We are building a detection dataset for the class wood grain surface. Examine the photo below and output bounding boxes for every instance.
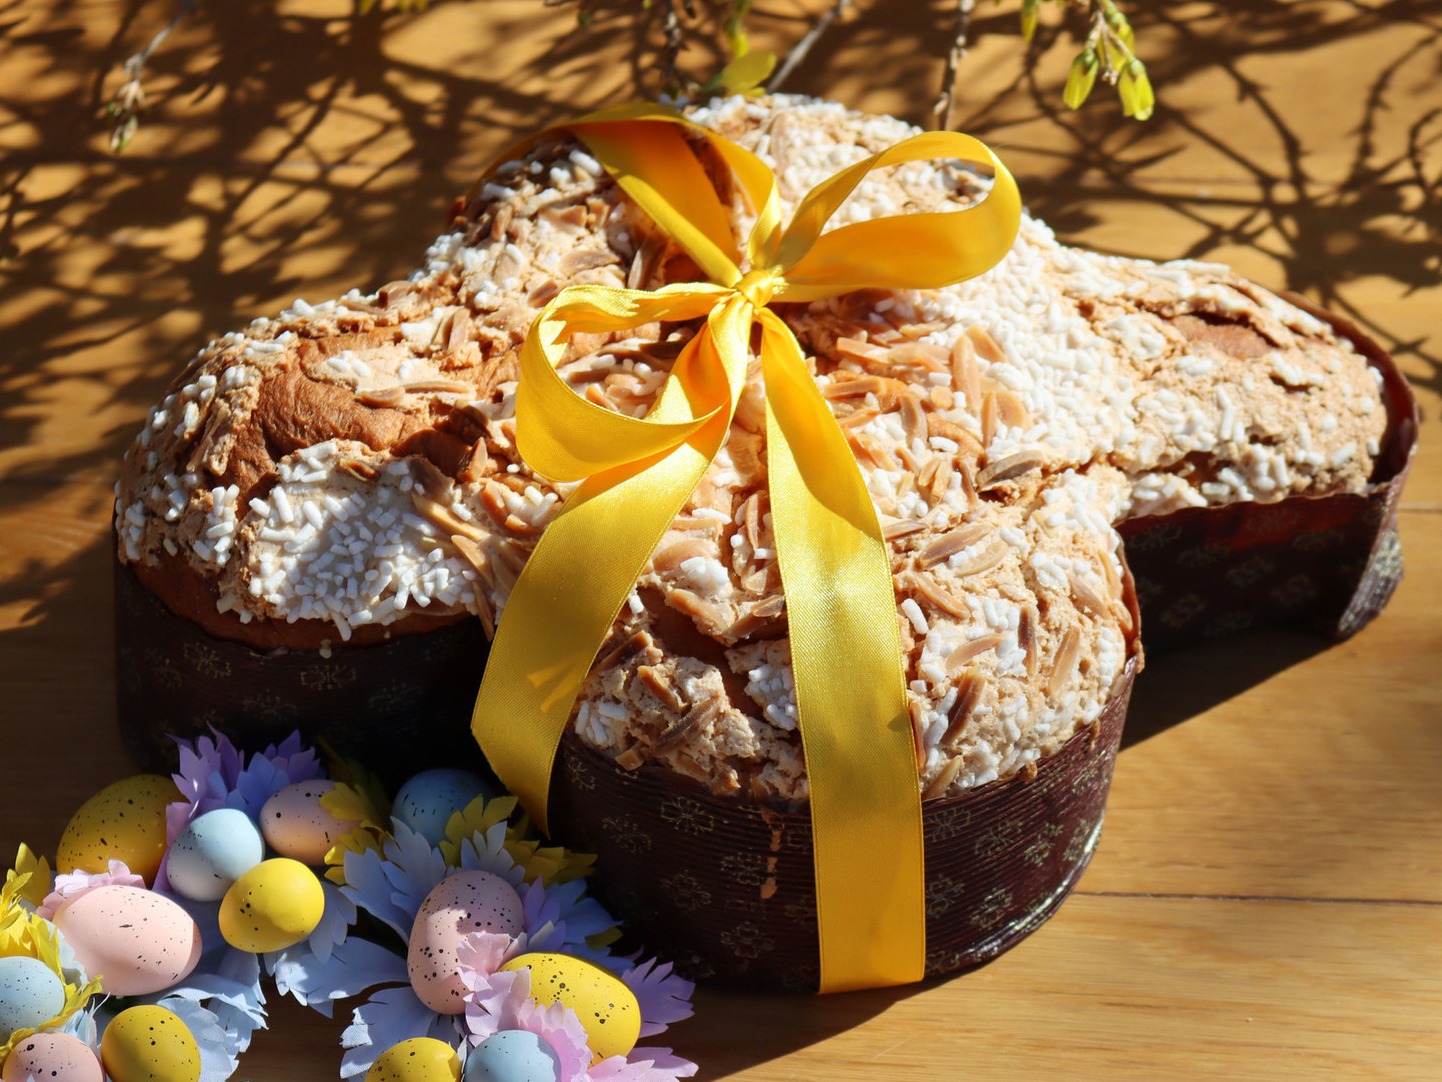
[1,1,1438,1078]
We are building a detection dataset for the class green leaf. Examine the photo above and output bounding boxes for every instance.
[1064,53,1098,110]
[719,48,777,95]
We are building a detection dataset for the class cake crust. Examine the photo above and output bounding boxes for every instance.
[116,95,1388,803]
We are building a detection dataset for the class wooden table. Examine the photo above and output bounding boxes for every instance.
[2,1,1438,1077]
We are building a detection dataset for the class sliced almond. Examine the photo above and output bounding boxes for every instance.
[1047,627,1082,700]
[656,699,721,754]
[908,698,927,768]
[837,406,881,429]
[338,458,380,482]
[882,519,928,542]
[888,342,949,371]
[922,756,965,800]
[1069,572,1110,618]
[942,667,984,747]
[966,325,1008,366]
[856,432,899,471]
[1019,603,1039,678]
[742,493,761,551]
[899,391,929,444]
[614,747,646,771]
[956,460,977,504]
[908,573,969,619]
[930,385,955,411]
[896,443,927,476]
[995,388,1030,430]
[947,632,1004,670]
[980,391,999,448]
[404,379,474,395]
[835,337,891,365]
[949,539,1006,577]
[753,593,787,619]
[411,492,484,542]
[822,373,886,400]
[917,456,941,490]
[442,308,472,353]
[559,247,621,276]
[918,522,991,568]
[930,459,956,505]
[527,280,560,307]
[898,320,948,340]
[976,451,1046,490]
[358,386,405,408]
[949,333,982,411]
[638,665,686,712]
[926,413,982,456]
[597,629,656,673]
[652,537,712,573]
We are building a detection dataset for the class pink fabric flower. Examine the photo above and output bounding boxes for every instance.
[37,860,146,920]
[457,945,697,1082]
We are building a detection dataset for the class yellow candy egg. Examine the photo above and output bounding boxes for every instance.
[100,1005,200,1082]
[365,1038,461,1082]
[55,775,179,884]
[498,952,640,1064]
[218,857,325,953]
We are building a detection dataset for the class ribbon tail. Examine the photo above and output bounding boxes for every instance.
[758,313,925,992]
[473,303,754,835]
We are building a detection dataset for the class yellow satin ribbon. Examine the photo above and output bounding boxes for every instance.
[471,104,1020,992]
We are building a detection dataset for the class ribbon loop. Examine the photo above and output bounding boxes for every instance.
[472,103,1021,993]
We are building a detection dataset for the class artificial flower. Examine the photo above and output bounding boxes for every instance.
[36,860,146,921]
[330,810,620,1078]
[0,880,102,1064]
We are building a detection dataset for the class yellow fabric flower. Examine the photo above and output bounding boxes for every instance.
[0,876,102,1063]
[440,797,597,886]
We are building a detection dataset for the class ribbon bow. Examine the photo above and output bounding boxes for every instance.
[471,103,1020,992]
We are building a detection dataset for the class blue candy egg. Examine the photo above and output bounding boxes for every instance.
[0,956,65,1044]
[463,1031,560,1082]
[393,769,495,846]
[167,808,266,901]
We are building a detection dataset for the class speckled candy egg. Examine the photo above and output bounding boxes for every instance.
[52,885,201,997]
[498,953,640,1064]
[0,956,65,1045]
[365,1038,461,1082]
[259,780,361,865]
[165,808,265,902]
[55,775,178,884]
[392,769,494,846]
[407,871,524,1014]
[218,857,325,953]
[463,1031,560,1082]
[1,1031,104,1082]
[100,1006,199,1082]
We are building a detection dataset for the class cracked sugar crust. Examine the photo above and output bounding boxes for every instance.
[116,94,1389,801]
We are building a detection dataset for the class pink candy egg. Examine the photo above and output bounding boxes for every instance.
[407,871,524,1013]
[260,780,360,865]
[2,1031,104,1082]
[53,885,202,996]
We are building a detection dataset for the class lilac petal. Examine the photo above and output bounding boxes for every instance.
[622,959,695,1037]
[155,997,240,1082]
[341,845,414,941]
[270,935,408,1017]
[379,821,449,922]
[589,1048,699,1082]
[340,986,461,1080]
